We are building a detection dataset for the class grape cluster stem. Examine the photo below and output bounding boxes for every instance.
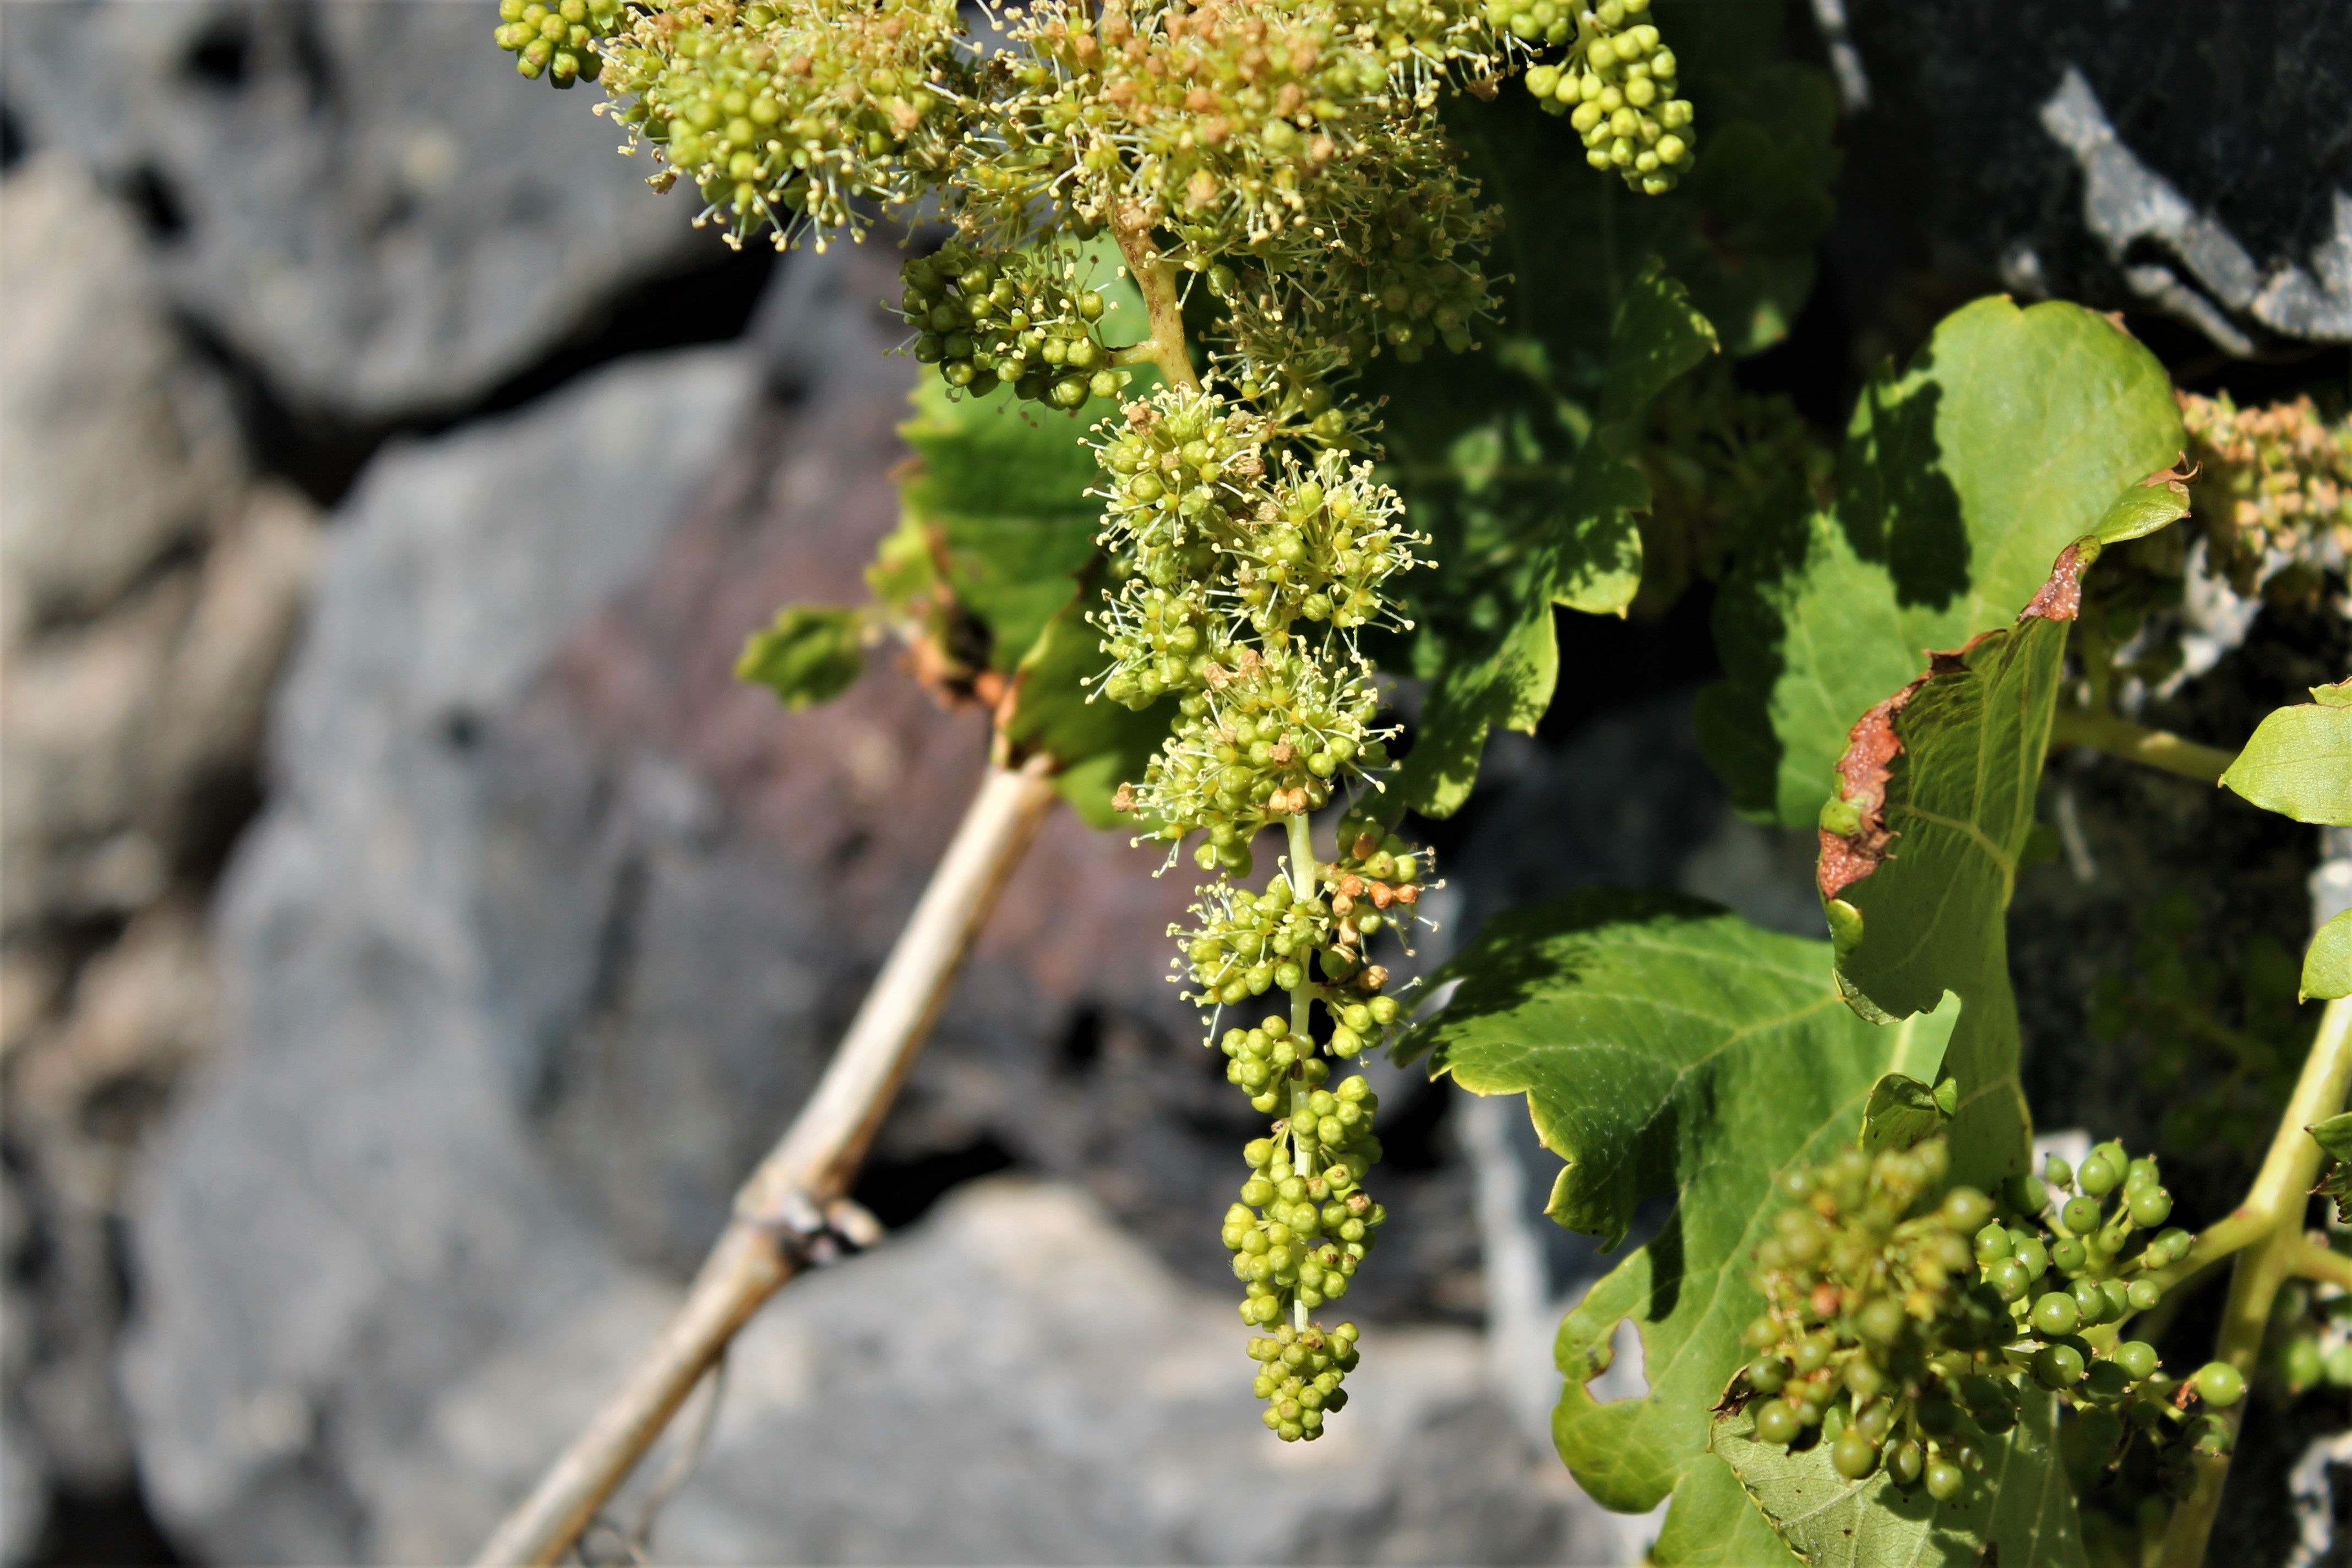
[1284,809,1319,1329]
[472,758,1060,1566]
[2155,993,2352,1568]
[1108,208,1202,394]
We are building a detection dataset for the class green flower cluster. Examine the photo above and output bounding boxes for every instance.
[1333,0,1509,102]
[1245,1320,1362,1442]
[1743,1137,2242,1502]
[1091,391,1419,863]
[1086,381,1430,1428]
[496,0,626,86]
[1175,831,1422,1016]
[500,0,1694,1455]
[2179,390,2352,597]
[1519,0,1693,193]
[597,0,967,245]
[899,242,1133,407]
[1210,123,1500,427]
[998,0,1393,249]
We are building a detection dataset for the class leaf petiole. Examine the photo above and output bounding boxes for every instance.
[2046,706,2236,785]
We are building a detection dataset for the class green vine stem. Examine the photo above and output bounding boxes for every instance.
[2155,992,2352,1568]
[2048,706,2237,784]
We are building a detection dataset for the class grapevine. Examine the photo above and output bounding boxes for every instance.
[489,0,1701,1461]
[475,0,2352,1561]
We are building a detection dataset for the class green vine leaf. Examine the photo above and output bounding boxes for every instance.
[1395,265,1717,818]
[1698,298,2184,829]
[897,377,1106,672]
[1858,1071,1955,1156]
[2219,677,2352,826]
[1440,0,1837,377]
[1371,0,1837,823]
[1395,890,1956,1539]
[736,603,868,709]
[2306,910,2352,1002]
[994,587,1173,827]
[1817,484,2186,1185]
[1713,1390,2086,1567]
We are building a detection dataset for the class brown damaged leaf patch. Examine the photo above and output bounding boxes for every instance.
[1819,537,2099,901]
[1817,672,1928,901]
[2018,540,2089,624]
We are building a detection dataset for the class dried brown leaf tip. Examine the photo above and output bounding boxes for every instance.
[2018,541,2090,624]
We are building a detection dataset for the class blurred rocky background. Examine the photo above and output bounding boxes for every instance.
[0,1,2345,1564]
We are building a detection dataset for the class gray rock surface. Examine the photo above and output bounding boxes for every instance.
[2,1,705,420]
[1836,0,2352,352]
[0,154,323,1551]
[438,1180,1615,1568]
[0,155,244,648]
[119,344,761,1562]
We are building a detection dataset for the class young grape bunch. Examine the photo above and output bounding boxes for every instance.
[500,0,1687,1452]
[1739,1135,2230,1500]
[898,241,1132,408]
[1516,0,1695,193]
[1086,383,1436,1438]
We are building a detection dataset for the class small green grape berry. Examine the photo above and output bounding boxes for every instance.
[2043,1155,2073,1189]
[1985,1257,2028,1302]
[1746,1356,1790,1394]
[2280,1335,2324,1392]
[1857,1297,1906,1344]
[1832,1430,1880,1480]
[1974,1223,2013,1263]
[2127,1186,2173,1227]
[2051,1236,2088,1274]
[2111,1341,2159,1381]
[2192,1362,2245,1408]
[2082,1360,2133,1402]
[2187,1413,2233,1458]
[1941,1187,1992,1233]
[2029,1291,2081,1337]
[1754,1400,1802,1445]
[2004,1173,2048,1215]
[2033,1344,2086,1389]
[1889,1439,1924,1487]
[2125,1277,2162,1312]
[2013,1237,2050,1279]
[1925,1459,1965,1501]
[2077,1156,2119,1197]
[2061,1195,2103,1236]
[2069,1275,2109,1324]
